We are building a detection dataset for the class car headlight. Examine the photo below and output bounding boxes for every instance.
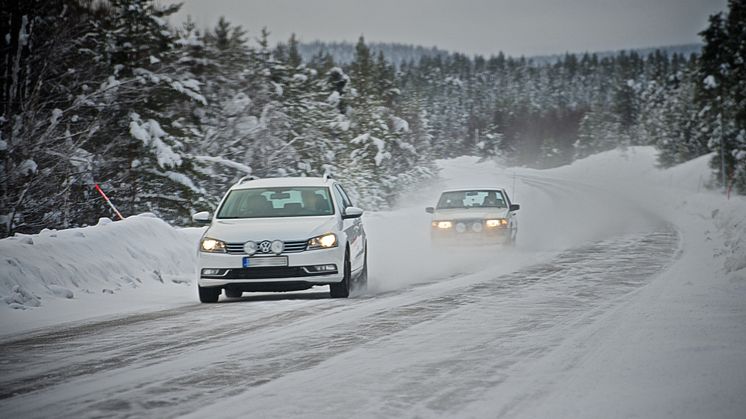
[307,233,337,250]
[432,221,453,229]
[200,237,227,253]
[485,219,508,228]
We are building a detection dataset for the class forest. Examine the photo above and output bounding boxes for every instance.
[1,0,744,237]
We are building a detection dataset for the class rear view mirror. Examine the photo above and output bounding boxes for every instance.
[510,204,520,211]
[270,192,291,200]
[192,211,211,224]
[343,206,364,219]
[425,207,434,214]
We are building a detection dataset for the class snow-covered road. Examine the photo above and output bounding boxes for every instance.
[1,149,745,418]
[0,230,678,418]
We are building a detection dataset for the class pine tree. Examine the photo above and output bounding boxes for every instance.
[1,0,110,235]
[642,70,707,167]
[287,33,303,69]
[475,123,506,161]
[722,0,746,193]
[695,0,746,193]
[89,0,209,223]
[574,111,619,159]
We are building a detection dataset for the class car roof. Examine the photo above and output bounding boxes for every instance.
[230,177,333,190]
[439,187,506,194]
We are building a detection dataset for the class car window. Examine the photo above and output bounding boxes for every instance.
[437,190,506,209]
[332,185,347,210]
[217,187,334,218]
[334,184,353,208]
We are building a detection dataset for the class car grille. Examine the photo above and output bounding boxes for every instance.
[226,240,308,255]
[454,218,484,224]
[224,267,327,279]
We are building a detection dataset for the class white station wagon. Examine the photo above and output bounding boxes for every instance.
[426,188,519,244]
[192,176,367,302]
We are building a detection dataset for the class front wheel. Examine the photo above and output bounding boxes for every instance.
[354,246,368,293]
[329,248,351,298]
[509,229,518,246]
[198,286,220,303]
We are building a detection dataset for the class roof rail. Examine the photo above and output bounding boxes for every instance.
[238,175,259,184]
[322,173,334,183]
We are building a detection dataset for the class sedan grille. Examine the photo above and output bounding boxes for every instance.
[226,240,307,255]
[224,267,328,279]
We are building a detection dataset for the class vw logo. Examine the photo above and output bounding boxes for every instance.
[258,240,272,253]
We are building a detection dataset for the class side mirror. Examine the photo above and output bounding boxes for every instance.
[192,211,211,224]
[342,206,364,219]
[510,204,520,212]
[425,207,434,214]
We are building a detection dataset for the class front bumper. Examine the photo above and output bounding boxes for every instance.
[431,226,513,244]
[197,245,345,288]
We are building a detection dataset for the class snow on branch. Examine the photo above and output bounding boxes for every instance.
[352,133,391,166]
[194,156,252,174]
[129,113,182,169]
[170,80,207,105]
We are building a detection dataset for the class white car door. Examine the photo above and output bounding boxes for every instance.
[333,184,365,271]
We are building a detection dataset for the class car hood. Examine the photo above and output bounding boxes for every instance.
[433,208,509,220]
[205,216,337,242]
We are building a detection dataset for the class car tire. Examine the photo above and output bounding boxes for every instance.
[329,247,351,298]
[198,286,220,303]
[355,245,368,292]
[224,289,242,298]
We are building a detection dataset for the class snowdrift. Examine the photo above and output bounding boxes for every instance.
[0,214,201,311]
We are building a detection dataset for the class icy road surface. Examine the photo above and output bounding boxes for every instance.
[0,159,689,418]
[3,151,745,418]
[0,230,678,418]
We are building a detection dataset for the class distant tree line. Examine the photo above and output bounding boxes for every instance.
[1,0,744,238]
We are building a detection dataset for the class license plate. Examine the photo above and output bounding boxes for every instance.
[243,256,288,268]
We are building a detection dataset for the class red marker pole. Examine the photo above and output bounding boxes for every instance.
[94,184,124,220]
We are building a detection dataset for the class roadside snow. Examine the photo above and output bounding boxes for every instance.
[469,148,746,419]
[0,214,202,336]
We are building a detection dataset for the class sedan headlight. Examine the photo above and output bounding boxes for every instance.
[485,219,508,228]
[200,237,227,253]
[307,233,337,250]
[432,221,453,229]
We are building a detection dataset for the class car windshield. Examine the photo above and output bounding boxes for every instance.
[436,190,506,209]
[217,187,334,218]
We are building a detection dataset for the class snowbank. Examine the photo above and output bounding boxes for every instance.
[0,214,202,335]
[544,146,746,283]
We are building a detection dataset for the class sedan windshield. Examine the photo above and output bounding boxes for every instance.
[437,190,506,209]
[217,187,334,218]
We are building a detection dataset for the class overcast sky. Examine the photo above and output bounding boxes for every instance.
[164,0,728,57]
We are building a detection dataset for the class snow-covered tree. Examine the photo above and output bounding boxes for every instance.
[88,0,210,223]
[695,0,746,193]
